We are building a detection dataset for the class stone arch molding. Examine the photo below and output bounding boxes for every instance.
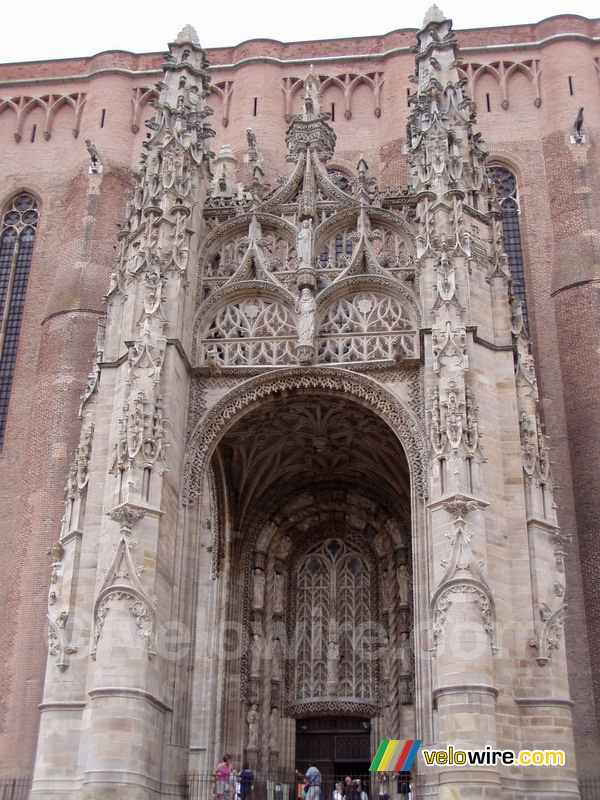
[182,367,428,504]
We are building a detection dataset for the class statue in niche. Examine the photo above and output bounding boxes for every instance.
[268,707,278,745]
[252,568,265,609]
[250,630,262,677]
[399,631,412,674]
[396,564,411,605]
[296,218,313,268]
[143,272,162,316]
[380,636,391,682]
[247,703,259,747]
[273,573,284,615]
[296,288,316,345]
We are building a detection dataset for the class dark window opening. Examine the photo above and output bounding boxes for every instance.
[488,165,529,331]
[100,108,106,128]
[568,76,574,96]
[331,103,335,122]
[30,124,36,143]
[0,193,39,451]
[253,97,258,116]
[486,93,491,112]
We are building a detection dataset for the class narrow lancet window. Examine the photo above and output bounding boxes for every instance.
[0,193,39,451]
[488,166,529,330]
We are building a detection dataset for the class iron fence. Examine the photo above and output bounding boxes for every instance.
[186,774,413,800]
[5,773,596,798]
[580,777,600,800]
[0,777,31,800]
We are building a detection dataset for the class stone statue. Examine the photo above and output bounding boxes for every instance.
[396,564,411,605]
[273,572,284,614]
[250,630,262,677]
[296,218,313,268]
[296,288,316,345]
[380,636,391,681]
[246,128,257,150]
[268,707,278,744]
[85,139,101,172]
[573,107,584,143]
[399,631,412,674]
[252,568,265,609]
[247,703,259,747]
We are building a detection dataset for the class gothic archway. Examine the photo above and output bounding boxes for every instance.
[184,378,421,776]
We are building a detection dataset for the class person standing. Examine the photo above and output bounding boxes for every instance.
[238,762,254,800]
[213,754,233,800]
[342,776,355,800]
[354,780,368,800]
[304,762,322,800]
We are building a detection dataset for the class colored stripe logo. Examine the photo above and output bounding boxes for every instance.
[370,739,422,772]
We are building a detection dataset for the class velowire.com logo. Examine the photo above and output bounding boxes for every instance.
[370,740,422,772]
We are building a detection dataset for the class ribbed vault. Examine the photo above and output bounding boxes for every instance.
[211,392,411,533]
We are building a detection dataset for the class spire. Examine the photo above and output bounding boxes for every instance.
[422,4,446,27]
[302,65,321,121]
[175,24,201,47]
[407,7,494,211]
[285,66,336,162]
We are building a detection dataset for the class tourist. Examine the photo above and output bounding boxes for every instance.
[213,754,234,800]
[238,762,254,800]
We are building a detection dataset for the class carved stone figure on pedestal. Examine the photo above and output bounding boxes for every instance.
[252,568,265,610]
[247,703,259,747]
[296,288,316,345]
[396,564,411,605]
[296,219,313,268]
[273,572,284,615]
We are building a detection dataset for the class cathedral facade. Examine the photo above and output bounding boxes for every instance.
[0,7,599,799]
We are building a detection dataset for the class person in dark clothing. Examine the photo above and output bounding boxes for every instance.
[238,763,254,800]
[342,776,356,800]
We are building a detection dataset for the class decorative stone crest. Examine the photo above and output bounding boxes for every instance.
[92,535,157,660]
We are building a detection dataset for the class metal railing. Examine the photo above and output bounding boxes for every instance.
[186,774,413,800]
[0,777,32,800]
[580,777,600,800]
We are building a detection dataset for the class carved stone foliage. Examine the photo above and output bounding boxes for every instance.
[183,368,428,505]
[0,92,86,142]
[110,390,167,476]
[515,349,552,488]
[46,543,78,670]
[48,612,78,671]
[428,379,483,462]
[529,604,567,666]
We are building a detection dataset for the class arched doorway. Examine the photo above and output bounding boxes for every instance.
[190,384,417,777]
